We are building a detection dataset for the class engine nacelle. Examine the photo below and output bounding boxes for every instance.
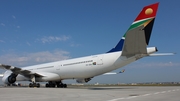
[2,70,17,84]
[76,78,91,83]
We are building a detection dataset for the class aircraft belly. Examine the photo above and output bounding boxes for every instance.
[37,72,60,82]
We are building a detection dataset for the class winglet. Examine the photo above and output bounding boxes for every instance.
[119,69,125,73]
[103,69,125,75]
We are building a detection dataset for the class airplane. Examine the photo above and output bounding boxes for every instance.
[0,2,174,88]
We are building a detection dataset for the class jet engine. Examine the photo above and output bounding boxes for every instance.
[76,78,91,83]
[2,70,17,84]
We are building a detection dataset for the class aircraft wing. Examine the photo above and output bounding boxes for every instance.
[0,64,44,77]
[103,69,125,75]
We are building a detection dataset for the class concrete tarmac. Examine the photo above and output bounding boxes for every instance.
[0,86,179,101]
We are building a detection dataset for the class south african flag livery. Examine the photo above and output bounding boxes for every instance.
[108,3,159,53]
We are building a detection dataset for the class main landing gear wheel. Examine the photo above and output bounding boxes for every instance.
[45,82,55,88]
[45,81,67,88]
[57,83,67,88]
[29,83,40,88]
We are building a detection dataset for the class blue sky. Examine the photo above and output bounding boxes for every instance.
[0,0,180,84]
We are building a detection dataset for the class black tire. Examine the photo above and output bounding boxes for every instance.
[45,83,49,87]
[52,84,55,88]
[37,83,40,88]
[63,84,67,88]
[29,83,32,87]
[57,84,60,88]
[60,84,63,88]
[49,84,55,88]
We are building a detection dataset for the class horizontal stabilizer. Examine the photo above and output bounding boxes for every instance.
[149,53,176,56]
[0,74,3,77]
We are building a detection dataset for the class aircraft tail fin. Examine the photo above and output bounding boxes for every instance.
[108,3,159,57]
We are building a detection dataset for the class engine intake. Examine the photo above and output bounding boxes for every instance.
[2,71,17,84]
[8,74,16,84]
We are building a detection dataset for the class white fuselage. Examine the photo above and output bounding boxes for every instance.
[15,47,156,82]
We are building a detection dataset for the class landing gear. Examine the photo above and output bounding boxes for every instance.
[45,81,67,88]
[29,75,40,88]
[29,82,40,88]
[57,83,67,88]
[45,81,55,88]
